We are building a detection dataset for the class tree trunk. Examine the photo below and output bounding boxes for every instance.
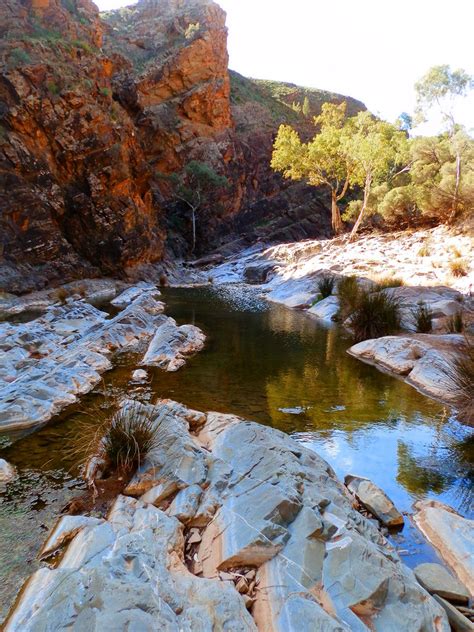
[191,208,196,253]
[331,190,343,235]
[349,173,372,241]
[449,152,461,223]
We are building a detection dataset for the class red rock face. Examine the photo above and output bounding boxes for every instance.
[0,0,357,291]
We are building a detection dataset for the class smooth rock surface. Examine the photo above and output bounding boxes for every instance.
[344,474,404,527]
[414,563,470,603]
[413,500,474,596]
[140,319,206,371]
[0,291,168,430]
[6,401,450,631]
[433,596,474,632]
[348,334,465,404]
[308,295,340,322]
[0,458,16,487]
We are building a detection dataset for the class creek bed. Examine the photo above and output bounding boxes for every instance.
[0,285,472,622]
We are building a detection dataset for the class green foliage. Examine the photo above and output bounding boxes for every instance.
[8,48,31,69]
[446,338,474,426]
[100,87,111,97]
[413,302,433,333]
[72,39,93,54]
[349,290,401,342]
[446,311,464,333]
[47,81,60,96]
[415,65,473,130]
[317,275,335,298]
[336,275,360,320]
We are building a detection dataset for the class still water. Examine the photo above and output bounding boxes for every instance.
[0,285,472,620]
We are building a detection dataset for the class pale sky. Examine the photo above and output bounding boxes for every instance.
[96,0,474,133]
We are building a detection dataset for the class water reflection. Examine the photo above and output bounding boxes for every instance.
[0,285,473,621]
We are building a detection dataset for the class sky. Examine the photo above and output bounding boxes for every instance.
[95,0,474,133]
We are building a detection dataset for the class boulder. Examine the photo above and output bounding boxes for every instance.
[414,563,469,604]
[243,262,276,284]
[131,368,148,382]
[308,296,340,322]
[140,319,206,371]
[348,335,465,404]
[344,474,404,527]
[0,458,16,486]
[111,283,160,309]
[413,500,474,595]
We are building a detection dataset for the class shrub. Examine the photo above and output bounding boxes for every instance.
[447,310,464,333]
[349,290,401,342]
[374,276,404,291]
[72,39,93,54]
[413,301,433,333]
[446,339,474,426]
[47,81,60,95]
[101,403,158,474]
[100,87,111,97]
[8,48,31,69]
[337,275,360,320]
[317,275,335,299]
[450,260,468,277]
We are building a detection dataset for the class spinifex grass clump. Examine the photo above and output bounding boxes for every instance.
[447,310,464,333]
[101,403,158,475]
[447,339,474,426]
[317,275,335,298]
[413,302,433,333]
[349,290,401,342]
[337,275,360,320]
[374,276,404,291]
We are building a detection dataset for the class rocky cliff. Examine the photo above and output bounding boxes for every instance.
[0,0,364,292]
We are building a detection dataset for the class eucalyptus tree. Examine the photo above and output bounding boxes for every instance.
[271,102,355,234]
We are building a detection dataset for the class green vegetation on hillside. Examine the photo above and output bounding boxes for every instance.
[271,65,474,236]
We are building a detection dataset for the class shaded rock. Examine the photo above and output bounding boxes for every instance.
[413,500,474,595]
[243,262,276,284]
[308,296,340,322]
[168,484,203,524]
[344,474,404,528]
[111,283,160,309]
[131,368,148,382]
[39,515,104,561]
[433,596,474,632]
[140,318,206,371]
[0,458,16,486]
[348,334,465,404]
[414,563,470,604]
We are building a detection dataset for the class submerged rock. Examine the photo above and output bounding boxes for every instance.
[344,474,404,528]
[413,500,474,595]
[6,401,450,631]
[414,563,470,604]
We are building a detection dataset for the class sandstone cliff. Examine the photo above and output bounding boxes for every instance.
[0,0,364,292]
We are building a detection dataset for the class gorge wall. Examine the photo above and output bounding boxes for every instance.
[0,0,365,292]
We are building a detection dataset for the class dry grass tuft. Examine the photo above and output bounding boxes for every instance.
[446,339,474,426]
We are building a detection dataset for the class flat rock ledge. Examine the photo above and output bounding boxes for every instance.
[413,500,474,597]
[5,401,449,631]
[348,334,466,405]
[0,287,205,432]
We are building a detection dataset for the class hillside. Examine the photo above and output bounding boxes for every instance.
[0,0,365,292]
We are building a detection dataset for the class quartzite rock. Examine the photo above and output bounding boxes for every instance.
[6,401,450,631]
[344,474,404,528]
[414,563,470,604]
[413,500,474,596]
[140,318,206,371]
